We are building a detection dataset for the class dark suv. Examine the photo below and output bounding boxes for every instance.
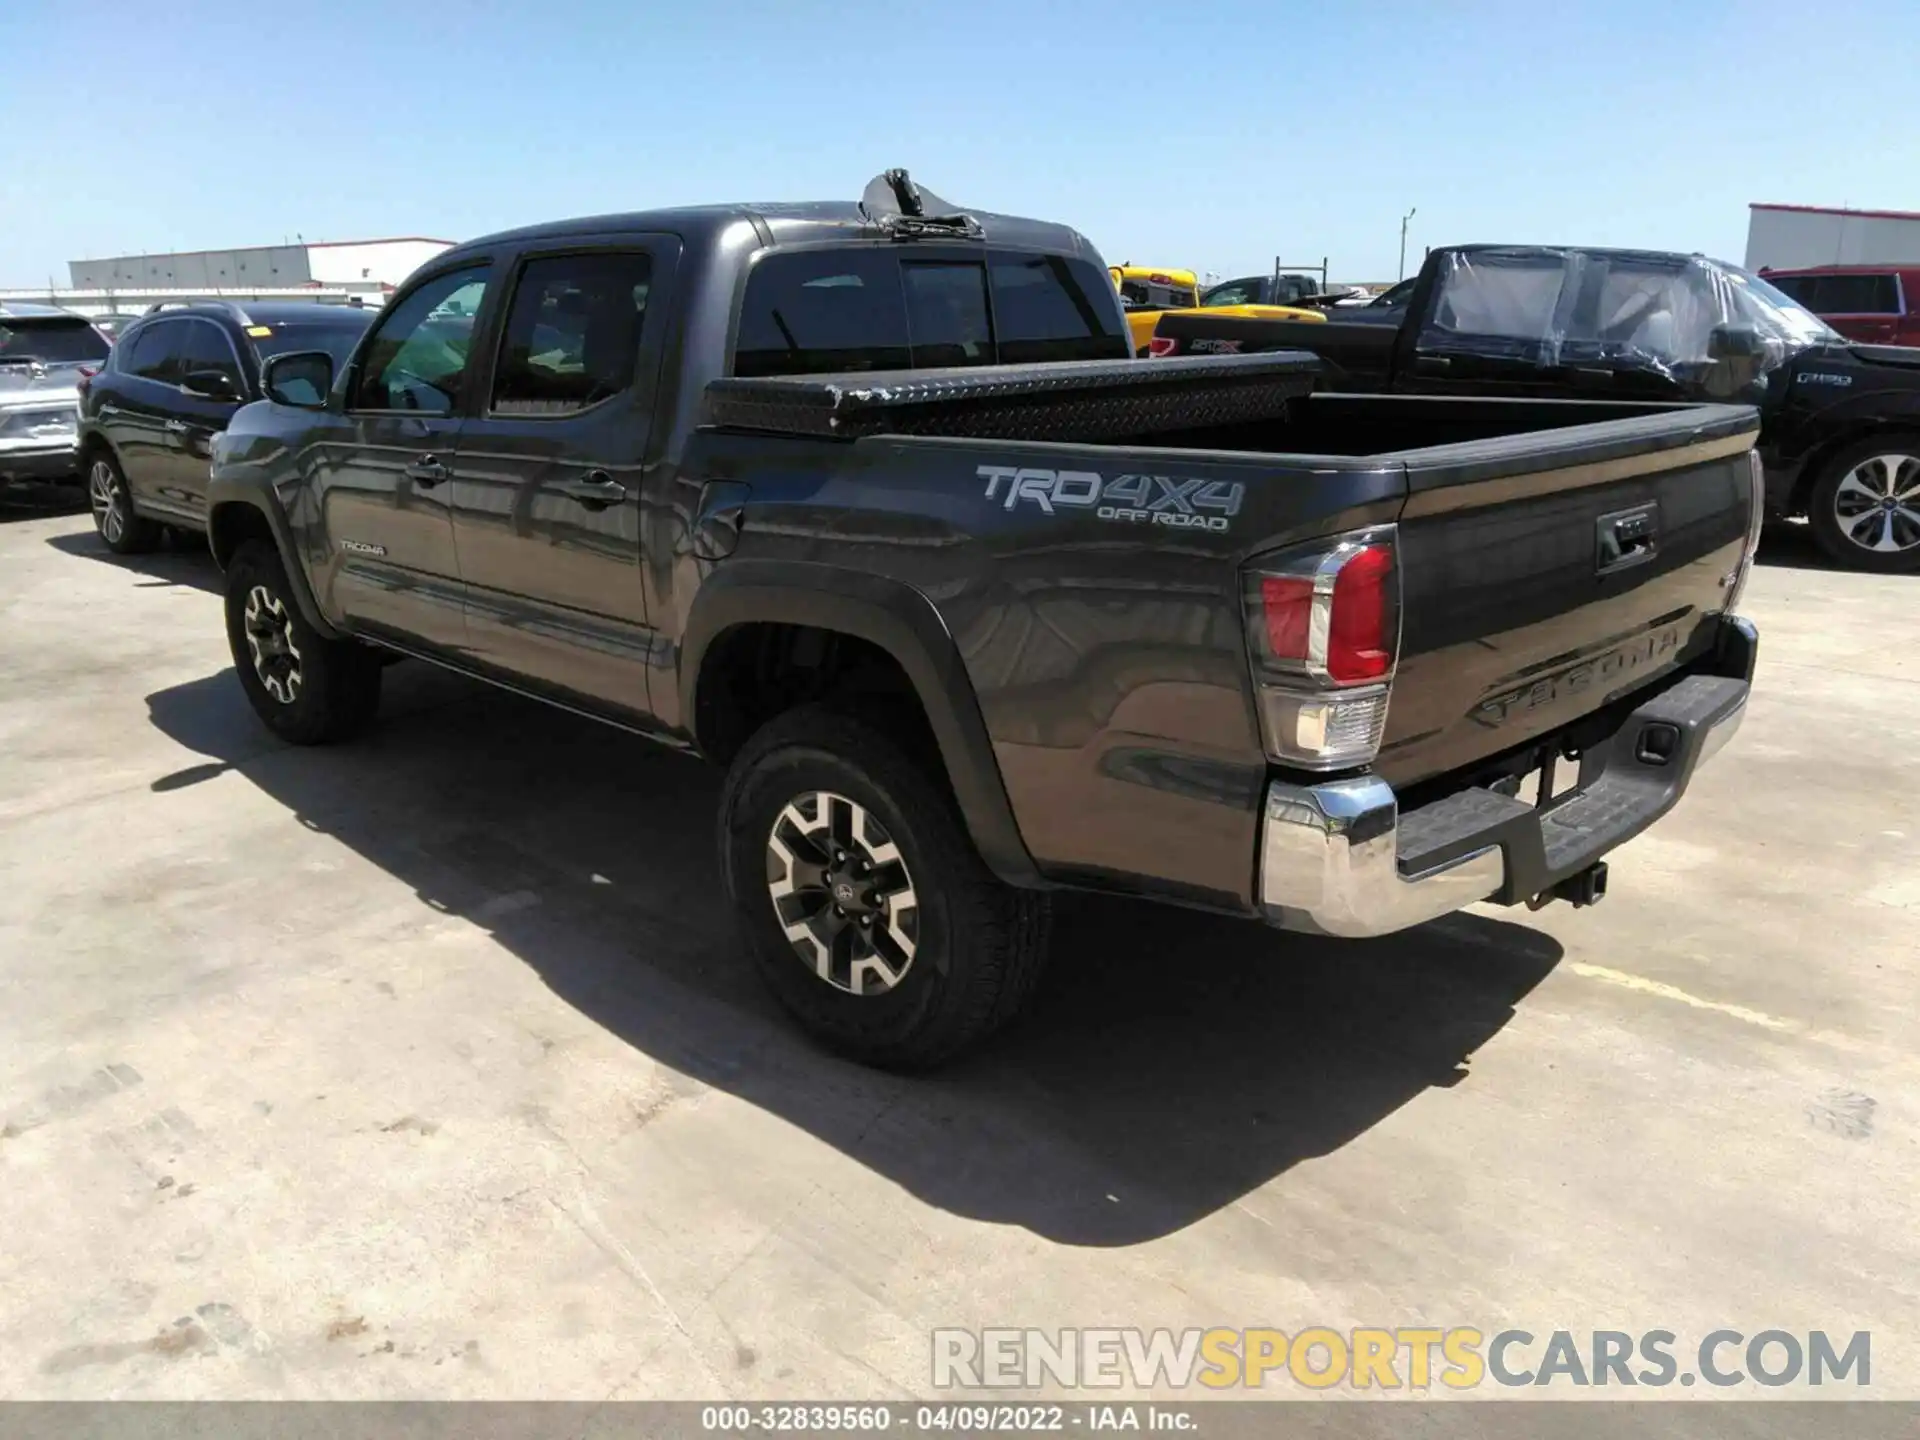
[77,301,375,552]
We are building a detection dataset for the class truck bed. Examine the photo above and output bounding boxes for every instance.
[693,372,1759,911]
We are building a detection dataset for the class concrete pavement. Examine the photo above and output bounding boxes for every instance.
[0,498,1914,1402]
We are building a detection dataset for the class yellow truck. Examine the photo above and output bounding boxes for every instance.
[1110,265,1199,355]
[1110,264,1326,356]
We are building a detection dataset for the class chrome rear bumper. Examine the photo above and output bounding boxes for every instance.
[1260,775,1507,938]
[1258,632,1755,939]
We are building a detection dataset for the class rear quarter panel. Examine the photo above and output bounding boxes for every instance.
[683,430,1401,911]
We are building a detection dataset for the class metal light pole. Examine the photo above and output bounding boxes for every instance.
[1399,207,1417,280]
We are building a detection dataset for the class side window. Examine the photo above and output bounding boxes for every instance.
[1204,281,1259,307]
[1767,274,1817,309]
[180,321,242,387]
[126,321,187,384]
[1374,279,1416,309]
[902,261,993,368]
[1818,273,1899,314]
[733,250,910,378]
[990,256,1127,363]
[490,252,653,415]
[351,267,490,412]
[1431,256,1569,341]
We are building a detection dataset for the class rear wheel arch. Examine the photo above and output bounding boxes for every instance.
[77,431,117,469]
[1791,418,1920,514]
[680,564,1042,888]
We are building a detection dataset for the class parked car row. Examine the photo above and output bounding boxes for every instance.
[38,171,1761,1068]
[77,300,377,551]
[1147,244,1920,572]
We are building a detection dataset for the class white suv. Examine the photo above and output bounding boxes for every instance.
[0,302,110,491]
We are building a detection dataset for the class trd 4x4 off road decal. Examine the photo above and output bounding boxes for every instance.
[977,465,1245,533]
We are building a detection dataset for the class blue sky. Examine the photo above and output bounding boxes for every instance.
[4,0,1914,286]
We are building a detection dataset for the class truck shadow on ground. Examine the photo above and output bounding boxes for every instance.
[145,663,1563,1247]
[45,528,222,595]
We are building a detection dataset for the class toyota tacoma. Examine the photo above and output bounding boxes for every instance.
[205,174,1763,1067]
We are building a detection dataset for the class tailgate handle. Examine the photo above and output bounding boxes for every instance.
[1596,502,1660,575]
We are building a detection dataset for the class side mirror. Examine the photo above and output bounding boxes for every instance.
[1705,322,1770,396]
[181,369,241,402]
[263,351,334,409]
[1708,323,1764,361]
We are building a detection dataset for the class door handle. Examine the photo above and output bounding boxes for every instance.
[163,418,190,433]
[557,472,627,508]
[404,455,449,487]
[1414,355,1452,375]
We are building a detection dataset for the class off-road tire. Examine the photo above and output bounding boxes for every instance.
[87,451,161,555]
[719,705,1052,1069]
[223,539,383,745]
[1807,435,1920,574]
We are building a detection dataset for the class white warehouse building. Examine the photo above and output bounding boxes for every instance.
[1745,203,1920,272]
[66,236,455,295]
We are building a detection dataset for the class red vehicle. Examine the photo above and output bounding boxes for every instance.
[1761,265,1920,346]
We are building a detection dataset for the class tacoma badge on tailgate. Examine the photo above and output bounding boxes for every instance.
[1472,624,1682,728]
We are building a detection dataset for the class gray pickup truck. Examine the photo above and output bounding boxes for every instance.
[205,174,1762,1067]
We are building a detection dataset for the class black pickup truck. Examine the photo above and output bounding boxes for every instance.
[205,175,1762,1067]
[1153,244,1920,572]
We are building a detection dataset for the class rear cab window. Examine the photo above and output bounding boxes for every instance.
[732,247,1125,377]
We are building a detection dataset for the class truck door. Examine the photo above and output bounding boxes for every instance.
[444,239,678,718]
[314,263,493,653]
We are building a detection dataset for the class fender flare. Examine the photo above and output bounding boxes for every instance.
[678,560,1042,888]
[206,478,343,641]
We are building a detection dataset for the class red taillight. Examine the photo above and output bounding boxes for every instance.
[1260,574,1313,660]
[1252,538,1397,685]
[1147,336,1180,358]
[1326,544,1393,682]
[76,366,97,396]
[1245,529,1400,769]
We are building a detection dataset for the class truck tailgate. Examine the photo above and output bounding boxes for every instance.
[1375,403,1759,789]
